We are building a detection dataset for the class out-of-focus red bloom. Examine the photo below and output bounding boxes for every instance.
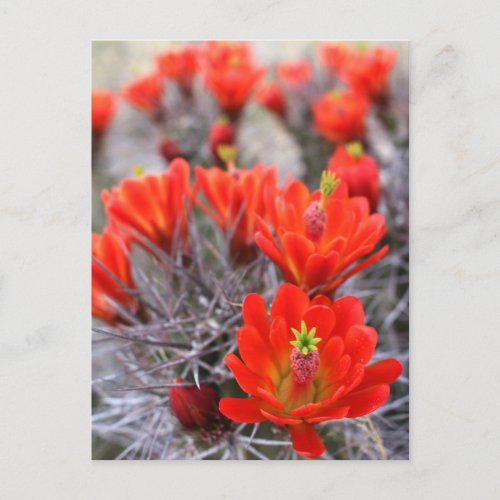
[208,116,235,162]
[155,45,198,92]
[195,162,277,261]
[169,378,229,440]
[101,158,191,254]
[327,142,380,212]
[255,172,388,295]
[121,72,164,119]
[318,42,351,75]
[158,137,183,163]
[312,89,369,143]
[200,41,264,116]
[318,43,397,100]
[219,283,402,458]
[92,89,117,135]
[276,59,312,87]
[92,227,139,325]
[254,81,286,118]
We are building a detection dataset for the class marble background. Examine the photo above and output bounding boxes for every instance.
[1,0,499,498]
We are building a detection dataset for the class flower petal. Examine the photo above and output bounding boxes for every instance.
[288,423,325,458]
[339,384,390,418]
[344,325,377,365]
[237,325,280,381]
[219,397,266,423]
[304,251,340,291]
[331,296,365,338]
[270,283,310,330]
[282,232,315,285]
[305,405,350,423]
[242,293,270,338]
[356,359,403,391]
[302,305,336,348]
[261,409,302,425]
[225,353,263,396]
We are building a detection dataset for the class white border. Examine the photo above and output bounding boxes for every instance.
[1,0,499,498]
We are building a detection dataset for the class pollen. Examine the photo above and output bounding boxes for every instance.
[290,348,320,384]
[304,201,326,240]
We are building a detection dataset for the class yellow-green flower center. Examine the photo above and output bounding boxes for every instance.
[290,320,322,355]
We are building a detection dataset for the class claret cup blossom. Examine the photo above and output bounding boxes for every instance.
[92,227,139,325]
[102,158,191,254]
[201,41,265,117]
[121,71,164,120]
[155,45,198,94]
[319,42,397,101]
[255,172,388,294]
[312,89,369,143]
[195,153,277,261]
[219,283,402,458]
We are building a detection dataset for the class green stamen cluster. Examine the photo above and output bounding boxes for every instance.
[329,89,341,100]
[217,145,238,164]
[345,141,364,159]
[290,320,322,355]
[320,171,340,198]
[132,165,145,177]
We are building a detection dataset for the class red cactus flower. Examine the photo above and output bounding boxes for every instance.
[327,141,380,212]
[312,89,369,143]
[195,162,277,261]
[219,283,402,458]
[92,89,117,135]
[92,227,139,325]
[343,45,396,100]
[318,43,397,100]
[276,59,312,87]
[169,378,229,440]
[317,42,351,75]
[155,45,198,93]
[200,41,264,116]
[201,41,254,70]
[208,116,235,162]
[254,81,286,118]
[255,172,388,294]
[121,72,164,119]
[158,136,183,163]
[101,158,191,254]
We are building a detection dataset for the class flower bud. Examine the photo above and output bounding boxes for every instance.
[209,116,235,162]
[327,142,380,212]
[168,379,229,439]
[158,137,183,163]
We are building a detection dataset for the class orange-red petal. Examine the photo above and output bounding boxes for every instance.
[270,282,310,330]
[356,359,403,391]
[225,353,263,396]
[288,423,325,458]
[242,293,270,338]
[339,384,390,418]
[343,325,377,365]
[219,397,266,423]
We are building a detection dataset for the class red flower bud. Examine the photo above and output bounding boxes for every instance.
[158,137,183,163]
[168,379,229,440]
[327,142,380,212]
[254,81,286,118]
[208,116,235,162]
